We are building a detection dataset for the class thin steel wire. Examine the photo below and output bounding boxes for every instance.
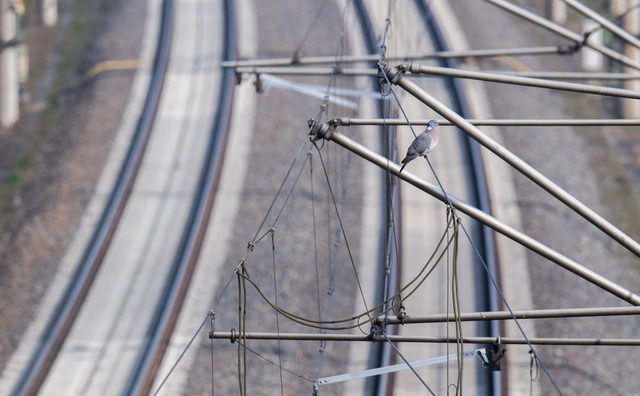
[381,332,436,395]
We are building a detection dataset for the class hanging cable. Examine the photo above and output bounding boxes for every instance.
[529,348,539,396]
[241,341,315,383]
[234,214,456,331]
[292,0,331,62]
[270,230,285,396]
[152,268,237,396]
[312,141,371,318]
[209,310,215,396]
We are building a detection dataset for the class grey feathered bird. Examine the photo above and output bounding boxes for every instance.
[399,119,439,173]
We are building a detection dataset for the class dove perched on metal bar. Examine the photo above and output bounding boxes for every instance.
[399,119,439,173]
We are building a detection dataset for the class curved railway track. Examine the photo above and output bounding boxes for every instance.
[11,0,173,394]
[124,0,236,393]
[8,0,236,394]
[7,1,498,394]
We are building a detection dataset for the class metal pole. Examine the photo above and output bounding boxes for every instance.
[485,0,640,71]
[333,117,640,127]
[211,331,640,346]
[405,64,640,99]
[309,122,640,305]
[561,0,640,50]
[0,0,19,128]
[623,0,640,118]
[377,306,640,324]
[41,0,58,27]
[236,65,640,88]
[235,66,377,76]
[482,71,640,80]
[222,46,566,68]
[385,65,640,259]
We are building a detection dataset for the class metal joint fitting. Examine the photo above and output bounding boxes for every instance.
[383,66,404,85]
[308,119,335,141]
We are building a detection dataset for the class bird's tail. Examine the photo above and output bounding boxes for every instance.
[399,163,406,173]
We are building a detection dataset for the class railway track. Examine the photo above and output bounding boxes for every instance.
[189,0,502,394]
[5,0,236,394]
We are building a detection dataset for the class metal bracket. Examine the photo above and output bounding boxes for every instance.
[308,119,335,141]
[313,348,487,390]
[480,337,507,371]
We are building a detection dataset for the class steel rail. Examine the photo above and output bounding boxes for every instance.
[210,331,640,346]
[124,0,236,395]
[485,0,640,71]
[385,65,640,258]
[309,123,640,305]
[377,306,640,325]
[560,0,640,51]
[10,1,174,395]
[332,117,640,126]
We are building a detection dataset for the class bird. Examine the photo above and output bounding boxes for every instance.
[399,119,439,173]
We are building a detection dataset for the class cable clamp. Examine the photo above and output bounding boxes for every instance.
[208,310,216,339]
[368,323,385,342]
[485,336,507,371]
[230,328,237,344]
[397,304,407,325]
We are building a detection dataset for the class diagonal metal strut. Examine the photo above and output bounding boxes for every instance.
[308,121,640,306]
[383,65,640,259]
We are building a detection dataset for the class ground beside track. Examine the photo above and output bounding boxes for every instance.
[0,0,146,371]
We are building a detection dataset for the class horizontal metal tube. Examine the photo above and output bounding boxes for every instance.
[405,64,640,99]
[378,306,640,324]
[309,124,640,305]
[211,331,640,346]
[489,71,640,80]
[235,66,377,76]
[221,46,565,68]
[387,66,640,259]
[333,117,640,127]
[234,65,640,87]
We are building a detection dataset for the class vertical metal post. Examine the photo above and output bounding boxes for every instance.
[582,19,603,71]
[623,0,640,118]
[549,0,567,24]
[42,0,58,27]
[0,0,19,128]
